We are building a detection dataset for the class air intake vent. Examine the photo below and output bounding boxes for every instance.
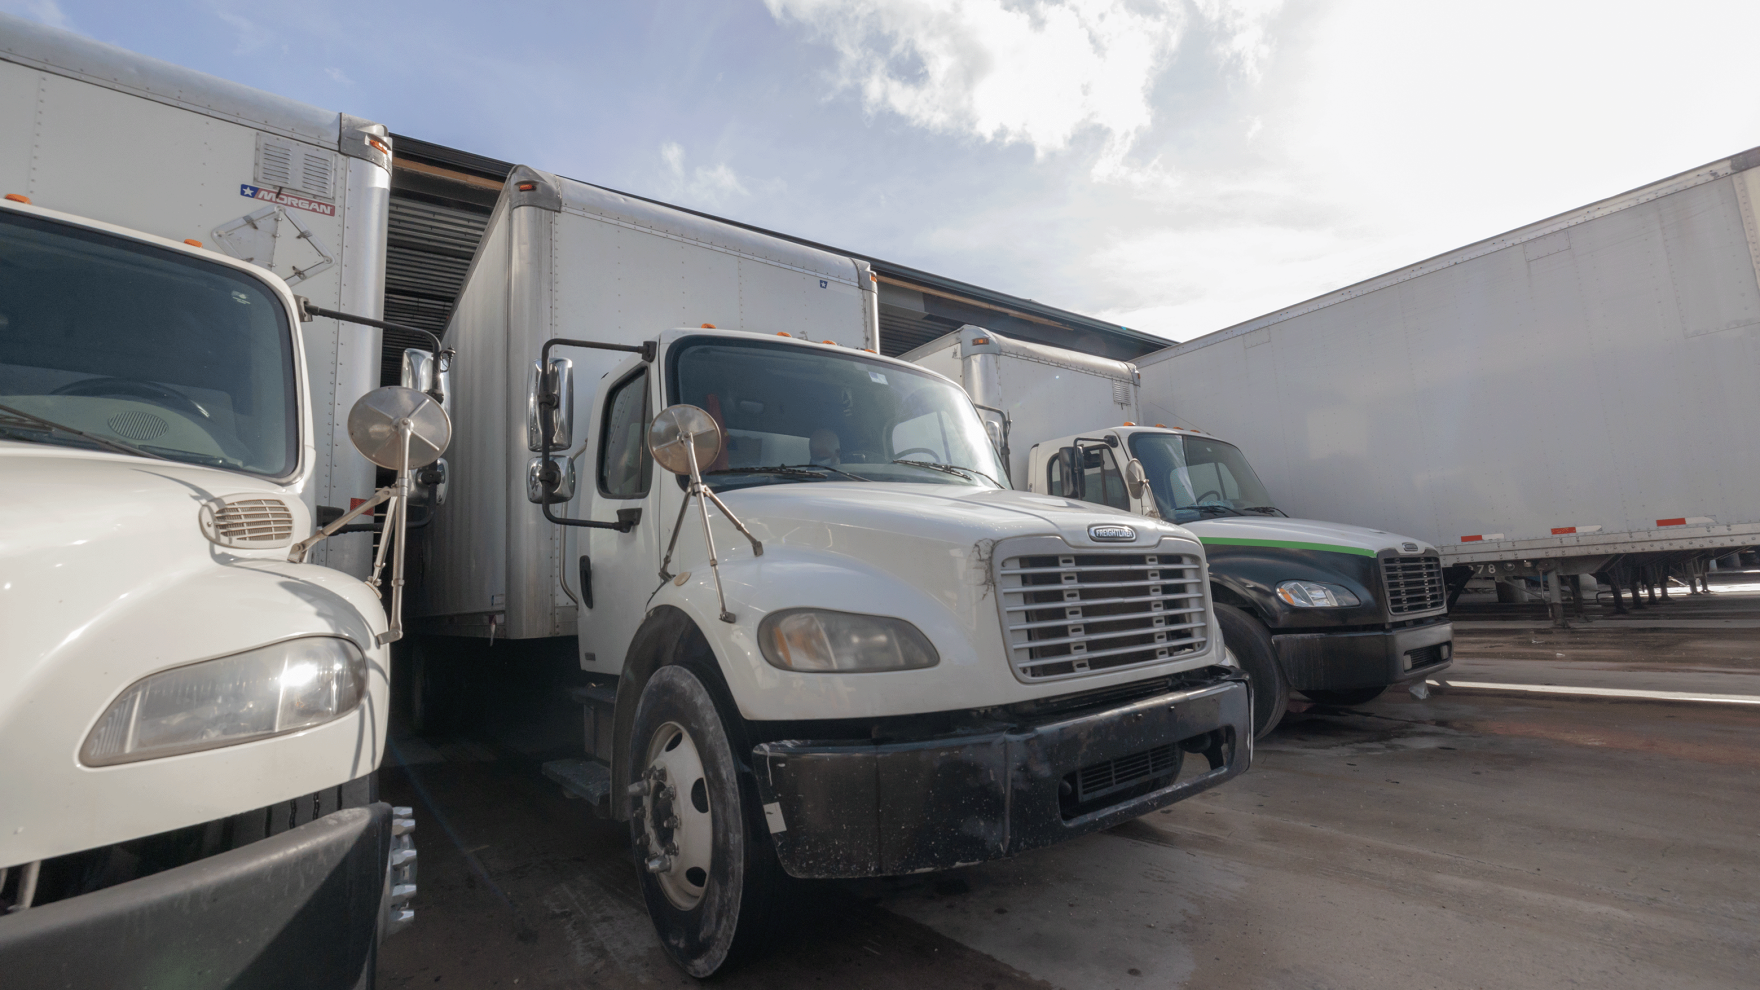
[106,411,168,441]
[199,495,297,549]
[1112,380,1131,405]
[256,134,335,201]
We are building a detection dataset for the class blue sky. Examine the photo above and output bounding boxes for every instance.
[9,0,1760,341]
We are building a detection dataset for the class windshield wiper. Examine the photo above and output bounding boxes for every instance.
[0,402,169,461]
[1242,505,1287,517]
[891,459,1002,488]
[709,464,871,483]
[1190,502,1245,517]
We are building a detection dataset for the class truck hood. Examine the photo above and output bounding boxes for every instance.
[0,442,317,677]
[1182,515,1436,556]
[721,481,1196,551]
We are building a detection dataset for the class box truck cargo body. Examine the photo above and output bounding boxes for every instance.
[0,13,392,577]
[1135,147,1760,590]
[906,327,1452,735]
[415,168,1250,975]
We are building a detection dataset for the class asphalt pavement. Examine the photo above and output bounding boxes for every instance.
[377,590,1760,989]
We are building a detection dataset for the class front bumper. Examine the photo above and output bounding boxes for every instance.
[1273,619,1453,691]
[0,805,391,989]
[751,673,1250,879]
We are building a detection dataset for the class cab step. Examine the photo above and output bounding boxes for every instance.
[542,758,613,815]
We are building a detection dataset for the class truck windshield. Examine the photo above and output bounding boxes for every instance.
[1127,432,1277,523]
[0,210,297,477]
[671,336,1009,492]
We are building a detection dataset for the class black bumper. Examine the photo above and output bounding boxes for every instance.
[0,804,390,990]
[1273,620,1453,691]
[751,674,1250,879]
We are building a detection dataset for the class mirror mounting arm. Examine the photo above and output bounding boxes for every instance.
[535,336,656,532]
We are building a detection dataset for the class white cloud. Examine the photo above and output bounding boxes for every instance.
[325,66,354,85]
[772,0,1202,177]
[657,142,749,209]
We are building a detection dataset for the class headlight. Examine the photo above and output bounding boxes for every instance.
[758,609,939,672]
[82,637,367,766]
[1276,580,1361,608]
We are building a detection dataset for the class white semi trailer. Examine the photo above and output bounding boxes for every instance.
[1135,146,1760,613]
[413,168,1253,976]
[906,327,1453,736]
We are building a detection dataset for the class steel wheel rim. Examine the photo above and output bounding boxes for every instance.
[640,720,714,911]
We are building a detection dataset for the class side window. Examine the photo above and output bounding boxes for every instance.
[1081,446,1129,511]
[1046,452,1069,497]
[598,369,652,498]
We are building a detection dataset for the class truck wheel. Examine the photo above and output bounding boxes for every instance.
[1214,604,1287,738]
[629,665,780,977]
[1301,686,1386,706]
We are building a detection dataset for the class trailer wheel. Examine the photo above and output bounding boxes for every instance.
[628,665,780,977]
[1214,604,1287,738]
[1301,686,1386,706]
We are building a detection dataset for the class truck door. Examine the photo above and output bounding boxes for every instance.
[1049,442,1131,512]
[579,365,659,670]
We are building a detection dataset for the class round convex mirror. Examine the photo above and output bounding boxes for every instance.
[1123,457,1150,500]
[347,386,452,470]
[647,404,723,476]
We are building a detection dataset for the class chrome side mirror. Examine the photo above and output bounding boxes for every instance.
[291,386,453,646]
[527,357,574,451]
[526,455,576,503]
[1123,457,1149,500]
[401,348,449,409]
[646,405,759,624]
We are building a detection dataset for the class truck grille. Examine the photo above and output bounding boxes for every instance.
[1382,555,1445,614]
[998,547,1208,682]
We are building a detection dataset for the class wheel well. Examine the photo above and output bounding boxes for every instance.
[611,606,746,818]
[1210,581,1258,619]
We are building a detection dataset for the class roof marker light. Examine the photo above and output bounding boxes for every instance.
[701,323,717,328]
[368,137,390,156]
[4,194,29,204]
[1122,421,1135,426]
[775,332,791,337]
[971,337,990,345]
[1154,424,1165,428]
[184,239,203,247]
[517,182,537,191]
[822,340,838,346]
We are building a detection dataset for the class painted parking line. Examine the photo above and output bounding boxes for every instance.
[1428,679,1760,706]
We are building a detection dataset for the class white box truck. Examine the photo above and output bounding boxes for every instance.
[1134,146,1760,616]
[0,197,428,986]
[0,17,438,987]
[0,13,392,577]
[906,327,1453,736]
[413,167,1252,976]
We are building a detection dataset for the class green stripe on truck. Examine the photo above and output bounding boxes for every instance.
[1197,537,1377,557]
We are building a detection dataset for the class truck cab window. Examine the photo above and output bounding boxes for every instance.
[599,368,652,498]
[669,337,1009,492]
[0,210,297,477]
[1127,432,1277,522]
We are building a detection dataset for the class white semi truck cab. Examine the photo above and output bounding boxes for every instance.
[414,168,1252,975]
[0,197,426,987]
[1030,423,1453,733]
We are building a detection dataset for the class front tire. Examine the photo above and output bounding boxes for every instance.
[629,665,780,977]
[1214,603,1288,738]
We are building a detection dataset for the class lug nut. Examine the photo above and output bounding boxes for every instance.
[627,780,651,797]
[645,855,673,873]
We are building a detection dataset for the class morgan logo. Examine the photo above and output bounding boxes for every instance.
[1089,523,1136,542]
